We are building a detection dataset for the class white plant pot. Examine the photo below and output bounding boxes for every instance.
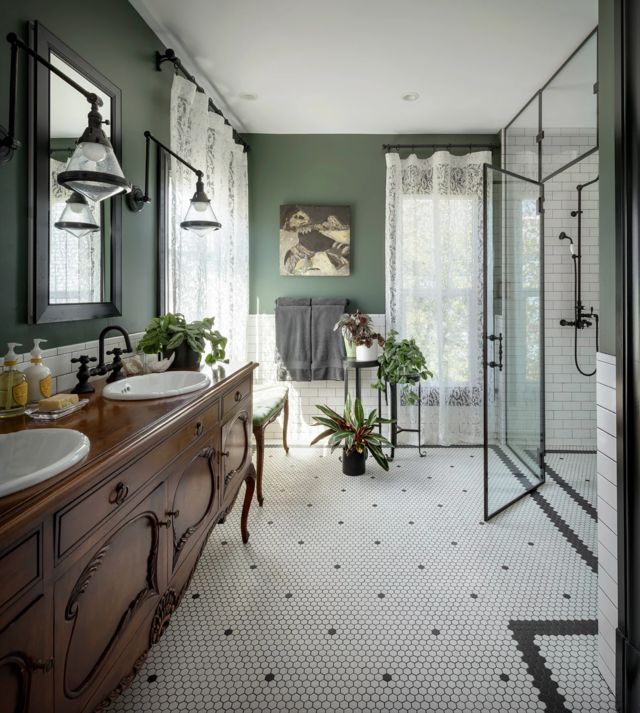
[356,344,378,361]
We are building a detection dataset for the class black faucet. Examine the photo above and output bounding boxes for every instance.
[91,325,133,383]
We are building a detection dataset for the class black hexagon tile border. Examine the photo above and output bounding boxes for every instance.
[106,448,615,712]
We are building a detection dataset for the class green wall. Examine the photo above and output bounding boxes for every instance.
[247,134,499,314]
[598,0,616,355]
[0,0,168,349]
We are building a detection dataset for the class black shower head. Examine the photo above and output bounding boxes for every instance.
[559,231,573,244]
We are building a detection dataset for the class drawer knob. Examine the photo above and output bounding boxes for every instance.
[195,421,204,437]
[234,390,242,402]
[159,518,173,528]
[221,450,230,458]
[166,509,180,518]
[32,658,54,673]
[110,482,129,506]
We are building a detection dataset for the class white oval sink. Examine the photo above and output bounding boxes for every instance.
[102,371,210,401]
[0,429,90,498]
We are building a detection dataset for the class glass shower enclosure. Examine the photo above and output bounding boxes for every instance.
[482,29,597,519]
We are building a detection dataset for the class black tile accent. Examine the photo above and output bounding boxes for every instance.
[500,673,510,682]
[334,564,341,569]
[495,447,598,573]
[377,593,386,599]
[382,673,392,682]
[470,593,478,599]
[224,629,233,636]
[432,628,440,636]
[328,628,337,635]
[509,619,598,713]
[250,564,257,570]
[265,673,275,683]
[147,674,157,683]
[191,593,200,599]
[285,593,293,599]
[543,460,597,521]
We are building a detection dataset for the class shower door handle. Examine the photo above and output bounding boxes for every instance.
[487,333,503,372]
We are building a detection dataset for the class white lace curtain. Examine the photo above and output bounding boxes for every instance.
[167,75,249,364]
[385,150,491,445]
[49,158,101,304]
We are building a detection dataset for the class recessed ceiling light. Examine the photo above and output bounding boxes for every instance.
[402,92,420,102]
[239,92,258,101]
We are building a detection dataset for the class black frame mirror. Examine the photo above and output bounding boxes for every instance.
[28,21,122,324]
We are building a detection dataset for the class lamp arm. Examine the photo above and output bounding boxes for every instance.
[127,131,205,212]
[1,32,104,161]
[144,131,203,179]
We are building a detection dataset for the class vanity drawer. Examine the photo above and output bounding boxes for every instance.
[55,402,219,560]
[0,529,41,611]
[222,377,251,417]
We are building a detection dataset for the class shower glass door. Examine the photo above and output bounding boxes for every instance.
[483,164,545,520]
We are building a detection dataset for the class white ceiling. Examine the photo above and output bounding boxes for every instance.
[130,0,598,134]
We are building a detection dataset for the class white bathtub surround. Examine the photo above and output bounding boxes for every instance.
[596,352,617,693]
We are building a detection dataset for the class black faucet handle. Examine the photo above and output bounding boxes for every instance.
[71,354,98,365]
[106,347,124,357]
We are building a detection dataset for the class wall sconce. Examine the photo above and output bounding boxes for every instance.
[54,193,99,238]
[127,130,221,236]
[0,32,130,202]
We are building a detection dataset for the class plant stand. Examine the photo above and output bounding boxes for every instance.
[385,382,426,461]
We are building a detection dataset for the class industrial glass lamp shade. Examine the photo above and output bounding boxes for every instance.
[57,142,130,203]
[54,192,99,238]
[180,179,221,237]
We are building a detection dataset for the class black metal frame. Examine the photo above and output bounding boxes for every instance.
[27,22,123,323]
[155,48,249,153]
[615,1,640,708]
[482,163,546,521]
[382,142,499,153]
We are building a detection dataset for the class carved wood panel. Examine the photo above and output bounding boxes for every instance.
[168,436,218,571]
[53,485,166,712]
[220,408,251,507]
[0,595,52,713]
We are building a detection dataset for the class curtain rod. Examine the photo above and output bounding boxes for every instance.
[156,49,250,153]
[382,143,498,152]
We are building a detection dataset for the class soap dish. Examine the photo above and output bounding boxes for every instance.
[25,399,89,421]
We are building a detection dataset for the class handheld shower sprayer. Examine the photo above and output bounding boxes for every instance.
[559,231,576,256]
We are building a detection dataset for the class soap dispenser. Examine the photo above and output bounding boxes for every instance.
[0,343,28,418]
[25,339,53,403]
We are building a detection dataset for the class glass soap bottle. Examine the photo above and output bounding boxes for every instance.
[0,343,28,418]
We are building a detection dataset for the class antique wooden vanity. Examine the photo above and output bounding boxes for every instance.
[0,362,257,713]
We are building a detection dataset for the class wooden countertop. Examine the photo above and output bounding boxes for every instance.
[0,362,257,529]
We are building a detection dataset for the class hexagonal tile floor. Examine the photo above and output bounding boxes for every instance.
[105,447,615,712]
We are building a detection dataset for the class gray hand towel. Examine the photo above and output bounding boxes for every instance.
[311,298,349,381]
[275,298,311,381]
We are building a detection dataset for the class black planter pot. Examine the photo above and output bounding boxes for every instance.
[342,447,366,476]
[164,342,201,371]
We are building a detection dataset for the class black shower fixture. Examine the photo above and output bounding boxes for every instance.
[558,177,600,377]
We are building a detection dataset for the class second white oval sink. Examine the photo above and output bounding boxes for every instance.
[102,371,210,401]
[0,428,90,498]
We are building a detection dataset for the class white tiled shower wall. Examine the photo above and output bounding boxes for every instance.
[504,128,599,449]
[596,352,617,693]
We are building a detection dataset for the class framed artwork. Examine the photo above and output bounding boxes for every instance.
[279,204,351,276]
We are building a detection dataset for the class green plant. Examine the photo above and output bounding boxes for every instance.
[138,313,228,366]
[310,395,393,471]
[372,330,433,405]
[333,310,384,348]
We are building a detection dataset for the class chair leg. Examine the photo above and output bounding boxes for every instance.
[254,426,265,506]
[282,393,290,454]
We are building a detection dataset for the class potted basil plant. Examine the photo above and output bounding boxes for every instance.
[372,330,433,405]
[138,313,228,371]
[310,395,393,475]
